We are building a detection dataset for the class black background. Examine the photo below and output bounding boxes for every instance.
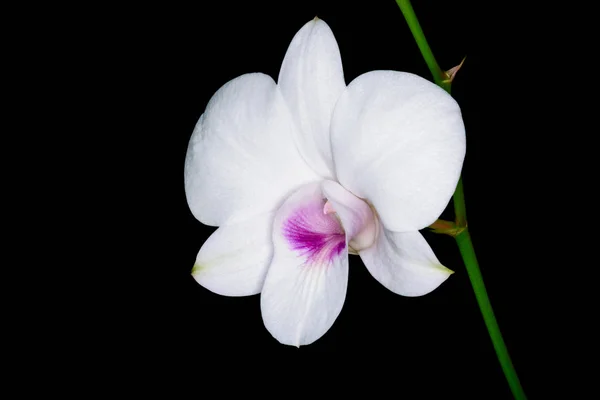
[112,0,545,398]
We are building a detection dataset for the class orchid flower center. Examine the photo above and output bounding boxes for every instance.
[282,187,378,265]
[282,198,345,266]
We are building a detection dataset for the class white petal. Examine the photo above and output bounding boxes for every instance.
[192,212,275,297]
[321,180,377,251]
[359,223,453,297]
[261,182,348,346]
[184,73,319,227]
[277,18,346,179]
[331,71,466,232]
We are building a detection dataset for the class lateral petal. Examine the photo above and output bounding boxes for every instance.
[331,70,466,232]
[185,73,319,227]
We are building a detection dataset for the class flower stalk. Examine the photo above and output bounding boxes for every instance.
[395,1,527,399]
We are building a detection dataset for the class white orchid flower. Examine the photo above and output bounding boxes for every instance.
[184,18,466,347]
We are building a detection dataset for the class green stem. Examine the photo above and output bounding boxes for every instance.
[395,1,527,399]
[395,0,450,92]
[454,177,467,227]
[456,230,526,399]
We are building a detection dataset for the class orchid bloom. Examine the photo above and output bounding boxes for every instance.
[184,18,466,346]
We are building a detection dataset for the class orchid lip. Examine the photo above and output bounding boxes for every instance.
[282,198,345,267]
[282,183,379,266]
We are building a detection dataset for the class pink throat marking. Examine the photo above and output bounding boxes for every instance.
[282,200,345,266]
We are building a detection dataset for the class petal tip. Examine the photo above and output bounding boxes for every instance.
[436,263,454,275]
[191,263,203,275]
[190,264,208,289]
[191,263,211,285]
